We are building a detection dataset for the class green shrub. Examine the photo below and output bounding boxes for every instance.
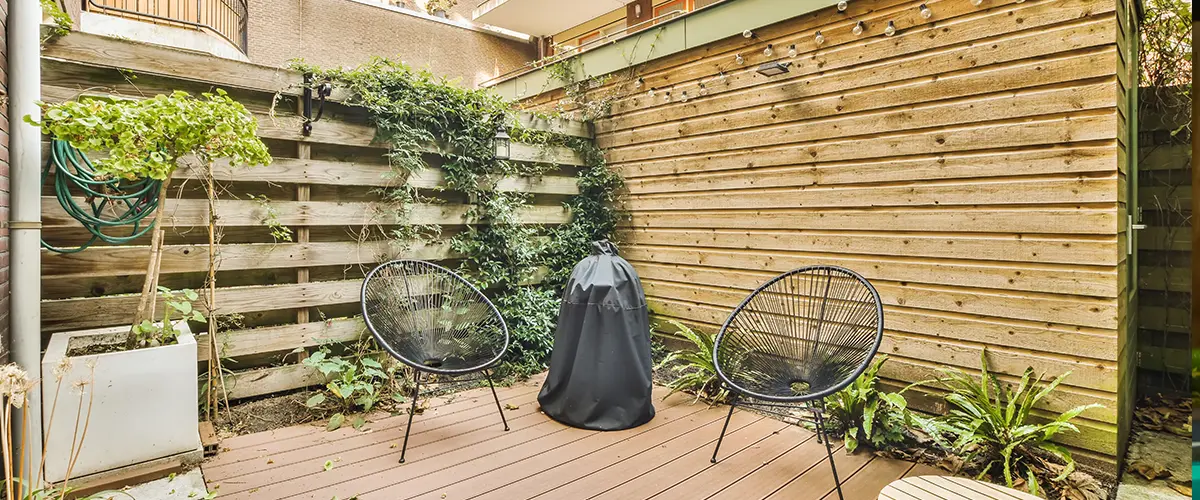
[495,287,561,377]
[656,320,729,404]
[914,350,1102,495]
[301,342,400,431]
[823,355,913,453]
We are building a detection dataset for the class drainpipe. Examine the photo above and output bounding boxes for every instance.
[9,0,45,481]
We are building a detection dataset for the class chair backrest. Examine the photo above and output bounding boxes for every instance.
[713,265,883,402]
[361,260,508,374]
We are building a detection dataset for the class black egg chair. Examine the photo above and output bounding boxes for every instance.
[710,265,884,500]
[361,260,510,463]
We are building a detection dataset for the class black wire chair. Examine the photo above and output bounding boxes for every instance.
[361,260,510,463]
[710,265,884,500]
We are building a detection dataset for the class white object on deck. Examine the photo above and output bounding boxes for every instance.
[879,475,1042,500]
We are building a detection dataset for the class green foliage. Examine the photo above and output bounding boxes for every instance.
[129,286,205,349]
[823,355,913,453]
[248,194,294,242]
[28,90,272,181]
[293,58,623,375]
[655,320,729,405]
[40,0,72,42]
[302,342,399,431]
[425,0,458,13]
[912,350,1103,494]
[494,287,561,377]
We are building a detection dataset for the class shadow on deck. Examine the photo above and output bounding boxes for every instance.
[202,373,941,499]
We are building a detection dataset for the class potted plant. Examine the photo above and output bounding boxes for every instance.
[426,0,457,17]
[28,90,271,482]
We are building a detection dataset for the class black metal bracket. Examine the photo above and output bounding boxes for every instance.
[301,74,333,137]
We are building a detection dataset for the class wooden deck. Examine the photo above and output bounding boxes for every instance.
[203,373,942,499]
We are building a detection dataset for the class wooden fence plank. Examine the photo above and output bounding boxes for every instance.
[42,198,571,228]
[197,319,366,362]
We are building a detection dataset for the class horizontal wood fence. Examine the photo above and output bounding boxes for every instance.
[519,0,1129,464]
[38,32,591,400]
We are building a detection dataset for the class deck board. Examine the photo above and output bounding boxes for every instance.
[203,373,929,500]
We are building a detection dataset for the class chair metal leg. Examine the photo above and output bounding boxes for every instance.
[710,394,739,463]
[813,408,844,500]
[399,371,421,464]
[485,369,509,431]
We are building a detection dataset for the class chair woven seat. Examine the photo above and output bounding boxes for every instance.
[361,260,510,463]
[710,265,884,500]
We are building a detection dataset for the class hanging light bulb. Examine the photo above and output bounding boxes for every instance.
[788,44,798,58]
[852,21,865,36]
[884,21,896,36]
[698,83,708,96]
[681,91,689,102]
[648,87,656,97]
[718,71,728,82]
[735,53,745,65]
[634,77,644,89]
[919,3,932,18]
[764,44,774,57]
[663,91,671,102]
[743,29,754,38]
[837,0,848,11]
[814,31,825,44]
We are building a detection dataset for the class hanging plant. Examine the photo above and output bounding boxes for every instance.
[28,90,272,348]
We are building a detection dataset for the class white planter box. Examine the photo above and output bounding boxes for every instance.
[41,323,201,483]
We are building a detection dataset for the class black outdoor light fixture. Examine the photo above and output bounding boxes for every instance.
[756,61,792,77]
[494,125,511,160]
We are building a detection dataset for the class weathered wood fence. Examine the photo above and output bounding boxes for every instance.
[1135,88,1191,396]
[38,31,590,399]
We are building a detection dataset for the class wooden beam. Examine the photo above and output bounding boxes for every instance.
[42,241,450,278]
[42,197,572,228]
[197,318,366,362]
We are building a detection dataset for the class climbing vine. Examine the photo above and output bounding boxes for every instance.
[290,58,623,377]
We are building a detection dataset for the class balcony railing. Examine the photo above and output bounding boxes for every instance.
[86,0,248,53]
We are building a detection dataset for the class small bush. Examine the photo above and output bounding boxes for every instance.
[823,355,913,453]
[495,286,560,377]
[913,350,1102,495]
[655,319,729,404]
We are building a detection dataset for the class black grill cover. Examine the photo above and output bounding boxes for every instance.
[538,240,655,430]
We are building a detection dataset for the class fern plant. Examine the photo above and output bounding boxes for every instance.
[655,319,729,405]
[823,355,913,453]
[914,350,1102,495]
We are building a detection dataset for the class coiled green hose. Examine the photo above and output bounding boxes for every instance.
[42,139,162,253]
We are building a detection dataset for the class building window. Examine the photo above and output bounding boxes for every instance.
[654,0,691,23]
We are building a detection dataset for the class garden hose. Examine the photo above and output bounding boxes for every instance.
[42,139,162,253]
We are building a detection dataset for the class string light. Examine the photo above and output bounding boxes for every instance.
[814,31,825,44]
[735,53,745,64]
[764,44,774,57]
[634,77,644,89]
[698,83,708,96]
[648,87,655,97]
[837,0,848,11]
[884,21,896,36]
[663,91,671,102]
[919,3,932,18]
[743,29,755,38]
[681,91,690,102]
[852,21,865,35]
[788,44,798,57]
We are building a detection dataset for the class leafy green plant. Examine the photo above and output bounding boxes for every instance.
[494,287,560,377]
[301,344,398,431]
[292,58,624,377]
[40,0,72,43]
[29,90,272,340]
[425,0,457,13]
[248,194,294,242]
[913,350,1103,495]
[823,355,915,453]
[655,319,729,405]
[129,286,206,349]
